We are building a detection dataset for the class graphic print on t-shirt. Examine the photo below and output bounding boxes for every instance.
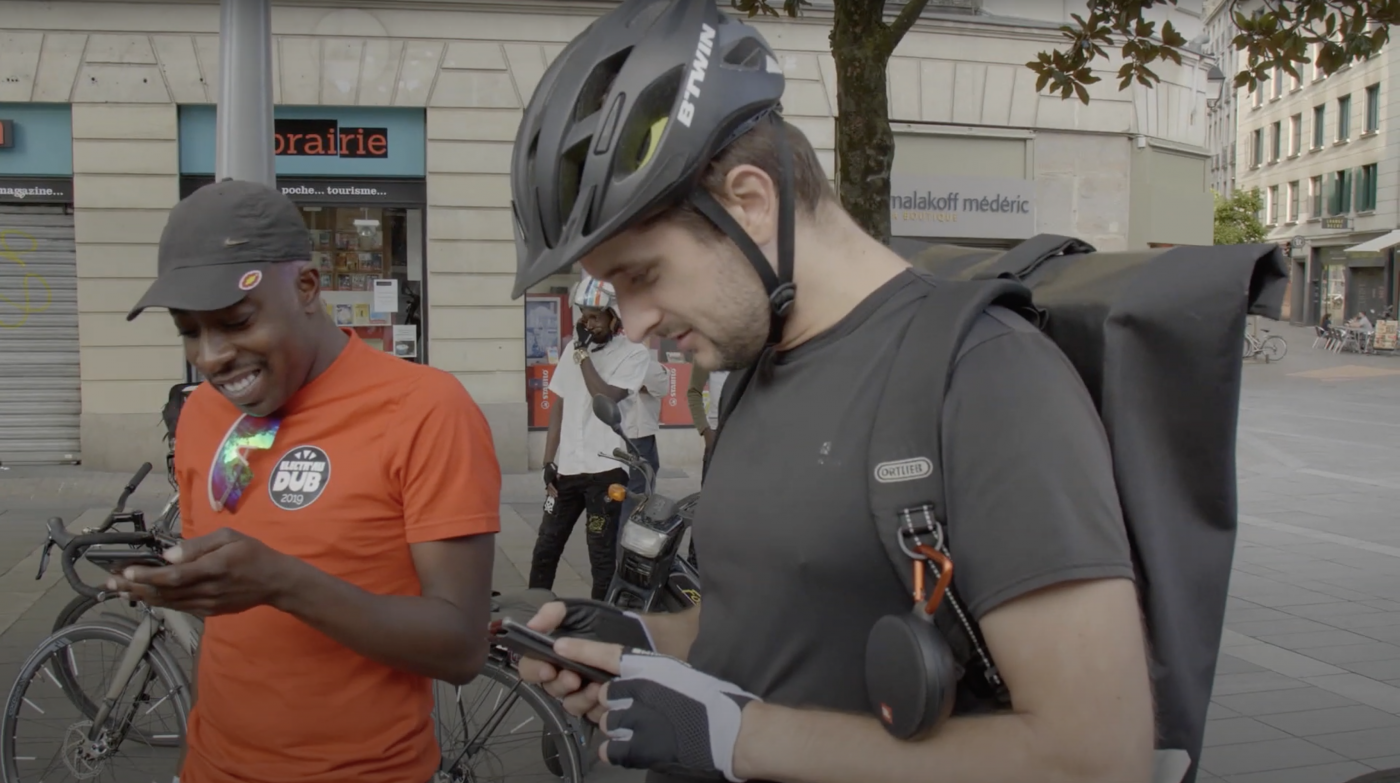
[268,445,332,510]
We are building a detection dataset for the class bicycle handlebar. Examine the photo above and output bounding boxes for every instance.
[59,531,162,599]
[114,463,152,516]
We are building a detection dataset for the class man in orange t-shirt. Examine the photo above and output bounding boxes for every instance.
[114,179,501,783]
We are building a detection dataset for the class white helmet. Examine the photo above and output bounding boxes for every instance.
[573,273,617,312]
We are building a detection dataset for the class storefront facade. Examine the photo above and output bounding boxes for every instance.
[3,0,1214,472]
[0,102,80,465]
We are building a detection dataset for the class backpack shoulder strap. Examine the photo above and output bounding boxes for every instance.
[968,234,1095,281]
[868,274,1032,705]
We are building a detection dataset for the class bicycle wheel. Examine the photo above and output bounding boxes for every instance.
[434,656,585,783]
[1,620,191,783]
[47,595,196,749]
[1243,336,1255,359]
[1261,335,1288,362]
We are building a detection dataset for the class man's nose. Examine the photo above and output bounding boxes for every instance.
[190,331,236,374]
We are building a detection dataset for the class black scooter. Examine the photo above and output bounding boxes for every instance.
[590,394,701,613]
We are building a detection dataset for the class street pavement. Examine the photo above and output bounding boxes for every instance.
[3,321,1400,782]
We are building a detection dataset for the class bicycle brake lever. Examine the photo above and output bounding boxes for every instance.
[36,542,53,580]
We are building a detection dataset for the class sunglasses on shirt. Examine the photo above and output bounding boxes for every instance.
[207,414,282,513]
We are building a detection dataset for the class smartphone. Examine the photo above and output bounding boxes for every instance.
[492,618,614,684]
[84,549,169,574]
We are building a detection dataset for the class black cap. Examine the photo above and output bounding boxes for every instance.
[127,179,311,321]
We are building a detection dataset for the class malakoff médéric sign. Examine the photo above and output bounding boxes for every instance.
[890,175,1037,241]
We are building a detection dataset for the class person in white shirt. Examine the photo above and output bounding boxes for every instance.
[618,356,671,526]
[532,274,652,599]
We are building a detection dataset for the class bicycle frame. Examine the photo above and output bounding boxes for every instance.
[80,604,198,744]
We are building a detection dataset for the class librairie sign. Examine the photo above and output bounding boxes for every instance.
[889,175,1037,240]
[273,119,388,158]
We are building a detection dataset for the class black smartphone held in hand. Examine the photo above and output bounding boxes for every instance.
[493,618,615,683]
[84,548,169,574]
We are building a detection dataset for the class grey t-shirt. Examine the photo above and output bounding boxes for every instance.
[649,270,1134,783]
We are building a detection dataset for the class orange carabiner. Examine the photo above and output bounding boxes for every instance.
[912,545,954,616]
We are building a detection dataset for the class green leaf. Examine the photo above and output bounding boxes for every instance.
[1074,81,1090,104]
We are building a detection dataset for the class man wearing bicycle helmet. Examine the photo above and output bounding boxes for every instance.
[511,2,1154,783]
[532,272,652,600]
[114,179,501,783]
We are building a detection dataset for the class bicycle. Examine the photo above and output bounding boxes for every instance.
[5,512,590,782]
[1243,327,1288,362]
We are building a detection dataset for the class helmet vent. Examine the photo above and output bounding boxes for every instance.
[722,37,770,71]
[558,138,589,228]
[574,47,632,123]
[614,65,685,179]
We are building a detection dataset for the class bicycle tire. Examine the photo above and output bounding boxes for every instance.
[1243,336,1254,359]
[48,594,189,749]
[1342,771,1400,783]
[1262,335,1288,362]
[436,656,584,783]
[1,619,192,783]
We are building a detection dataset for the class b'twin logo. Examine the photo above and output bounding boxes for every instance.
[677,23,717,127]
[268,446,331,510]
[874,457,933,484]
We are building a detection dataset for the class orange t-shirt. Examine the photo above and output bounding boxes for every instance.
[174,331,501,783]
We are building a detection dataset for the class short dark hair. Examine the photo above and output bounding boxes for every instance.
[654,117,835,236]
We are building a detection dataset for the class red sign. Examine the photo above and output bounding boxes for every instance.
[273,119,388,158]
[527,364,556,428]
[658,363,695,427]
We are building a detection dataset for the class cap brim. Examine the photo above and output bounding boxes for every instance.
[127,261,272,321]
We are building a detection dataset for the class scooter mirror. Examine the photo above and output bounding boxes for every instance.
[592,393,623,430]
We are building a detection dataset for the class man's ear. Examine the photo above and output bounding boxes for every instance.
[719,164,778,247]
[295,263,322,313]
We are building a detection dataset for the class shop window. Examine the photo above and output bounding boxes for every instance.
[302,206,424,362]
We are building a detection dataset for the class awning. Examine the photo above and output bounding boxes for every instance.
[1345,229,1400,254]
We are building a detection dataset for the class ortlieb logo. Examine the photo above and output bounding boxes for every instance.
[874,457,933,484]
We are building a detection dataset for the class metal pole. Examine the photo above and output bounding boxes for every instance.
[191,0,275,382]
[215,0,276,186]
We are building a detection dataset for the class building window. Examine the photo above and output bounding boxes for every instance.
[1271,66,1283,99]
[1313,44,1325,80]
[1268,185,1280,224]
[1359,163,1379,211]
[1291,70,1301,92]
[1290,113,1303,156]
[1313,104,1326,149]
[1252,127,1264,167]
[1271,121,1282,161]
[1330,169,1353,215]
[1288,180,1300,222]
[1366,83,1380,133]
[1310,175,1323,217]
[1337,94,1351,141]
[1252,84,1263,109]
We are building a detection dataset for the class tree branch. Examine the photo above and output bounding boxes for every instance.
[884,0,934,55]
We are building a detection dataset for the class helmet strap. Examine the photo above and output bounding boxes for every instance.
[687,115,796,348]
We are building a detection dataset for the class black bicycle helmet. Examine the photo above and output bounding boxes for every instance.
[510,0,796,342]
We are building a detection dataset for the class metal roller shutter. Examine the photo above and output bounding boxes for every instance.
[0,204,80,465]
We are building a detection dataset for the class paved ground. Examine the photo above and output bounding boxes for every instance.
[3,321,1400,782]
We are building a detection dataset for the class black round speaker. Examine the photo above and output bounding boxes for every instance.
[865,612,959,740]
